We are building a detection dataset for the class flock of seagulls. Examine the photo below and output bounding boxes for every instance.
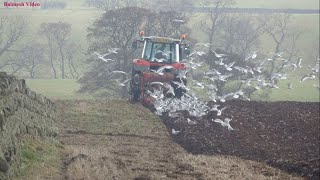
[151,49,318,134]
[94,45,319,135]
[93,48,133,87]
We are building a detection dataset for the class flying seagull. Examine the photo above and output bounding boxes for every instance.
[112,71,129,76]
[213,118,234,131]
[211,50,227,58]
[115,78,131,87]
[94,52,115,63]
[300,74,315,82]
[172,19,185,23]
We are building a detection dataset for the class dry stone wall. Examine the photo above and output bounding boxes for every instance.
[0,72,58,179]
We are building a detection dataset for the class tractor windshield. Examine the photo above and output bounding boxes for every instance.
[143,40,177,63]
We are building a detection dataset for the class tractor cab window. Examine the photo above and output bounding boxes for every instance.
[143,40,177,63]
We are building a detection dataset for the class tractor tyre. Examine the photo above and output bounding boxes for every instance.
[131,72,141,102]
[172,78,187,99]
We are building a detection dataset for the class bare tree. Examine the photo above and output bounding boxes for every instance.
[264,13,290,75]
[39,22,71,79]
[199,0,235,48]
[221,14,266,59]
[152,11,191,38]
[16,43,45,78]
[0,16,26,70]
[84,0,142,10]
[80,7,189,98]
[65,42,82,79]
[39,23,57,78]
[52,22,71,79]
[81,7,156,97]
[264,13,304,76]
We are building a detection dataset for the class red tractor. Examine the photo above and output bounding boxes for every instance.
[130,32,190,105]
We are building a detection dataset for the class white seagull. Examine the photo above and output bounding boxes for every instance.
[112,71,129,76]
[211,50,227,58]
[224,61,235,71]
[187,118,198,125]
[213,118,234,131]
[107,48,119,54]
[216,107,227,116]
[300,74,316,82]
[115,78,131,87]
[172,19,185,23]
[94,52,115,63]
[171,129,181,135]
[195,43,211,47]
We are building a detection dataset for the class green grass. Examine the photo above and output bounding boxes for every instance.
[0,9,100,46]
[27,77,319,102]
[234,0,319,9]
[193,0,319,9]
[13,137,63,180]
[267,78,319,102]
[26,79,92,100]
[190,73,319,102]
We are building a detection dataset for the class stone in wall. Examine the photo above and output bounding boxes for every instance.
[0,72,58,178]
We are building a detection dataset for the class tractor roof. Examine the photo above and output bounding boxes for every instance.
[143,36,181,44]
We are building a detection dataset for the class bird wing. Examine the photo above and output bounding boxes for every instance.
[112,71,128,75]
[213,119,223,124]
[300,75,309,82]
[150,82,163,86]
[94,52,102,57]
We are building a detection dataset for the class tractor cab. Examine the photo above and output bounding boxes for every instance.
[130,32,190,104]
[132,33,190,64]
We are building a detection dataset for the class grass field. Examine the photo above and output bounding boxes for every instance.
[267,78,319,102]
[254,78,320,102]
[26,78,319,102]
[61,0,319,9]
[26,79,92,100]
[234,0,319,9]
[12,137,62,180]
[0,9,100,47]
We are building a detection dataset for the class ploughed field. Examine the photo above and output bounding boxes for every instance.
[56,100,303,180]
[160,100,320,179]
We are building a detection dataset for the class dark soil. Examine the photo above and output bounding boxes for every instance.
[160,100,320,179]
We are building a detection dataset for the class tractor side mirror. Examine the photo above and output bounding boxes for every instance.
[131,40,138,49]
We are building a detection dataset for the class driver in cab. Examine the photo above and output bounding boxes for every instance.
[154,44,169,62]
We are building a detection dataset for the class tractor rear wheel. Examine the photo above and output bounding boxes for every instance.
[130,72,141,102]
[171,78,187,98]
